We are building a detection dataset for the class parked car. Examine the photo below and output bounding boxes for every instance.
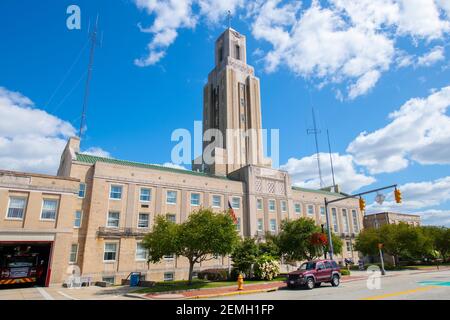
[287,259,341,289]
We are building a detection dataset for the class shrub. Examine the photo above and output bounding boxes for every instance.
[254,255,280,280]
[197,268,228,281]
[340,269,350,276]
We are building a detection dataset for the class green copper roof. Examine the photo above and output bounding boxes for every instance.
[75,153,230,180]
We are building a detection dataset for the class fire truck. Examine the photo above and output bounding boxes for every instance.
[0,246,45,286]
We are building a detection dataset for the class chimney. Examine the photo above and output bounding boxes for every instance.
[68,136,80,153]
[334,184,341,194]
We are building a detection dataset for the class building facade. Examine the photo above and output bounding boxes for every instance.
[364,212,421,229]
[0,28,363,286]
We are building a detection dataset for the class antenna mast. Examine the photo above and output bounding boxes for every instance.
[327,129,337,191]
[79,15,99,140]
[227,10,232,29]
[307,107,324,188]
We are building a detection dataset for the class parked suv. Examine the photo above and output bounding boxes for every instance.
[287,259,341,289]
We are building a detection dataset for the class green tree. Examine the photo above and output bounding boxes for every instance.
[143,208,239,284]
[230,237,259,277]
[422,226,450,261]
[354,227,381,256]
[276,218,320,261]
[325,231,343,257]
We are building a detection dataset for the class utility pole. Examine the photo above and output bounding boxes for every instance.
[327,129,336,192]
[307,108,324,188]
[79,15,100,140]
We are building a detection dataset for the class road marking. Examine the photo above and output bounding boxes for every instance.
[36,287,54,300]
[418,281,450,287]
[57,291,79,300]
[361,286,438,300]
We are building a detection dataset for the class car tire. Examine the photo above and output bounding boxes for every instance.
[306,277,315,290]
[287,284,295,289]
[314,282,321,287]
[331,275,340,287]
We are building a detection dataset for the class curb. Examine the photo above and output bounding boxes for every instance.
[186,286,282,299]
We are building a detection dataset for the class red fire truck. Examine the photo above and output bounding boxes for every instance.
[0,247,45,286]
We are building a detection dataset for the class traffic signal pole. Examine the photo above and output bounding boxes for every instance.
[323,184,399,261]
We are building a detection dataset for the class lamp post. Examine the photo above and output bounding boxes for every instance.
[324,200,334,260]
[378,243,386,275]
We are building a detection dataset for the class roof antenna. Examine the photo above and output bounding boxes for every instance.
[79,14,101,142]
[307,107,324,188]
[227,10,232,29]
[327,129,337,192]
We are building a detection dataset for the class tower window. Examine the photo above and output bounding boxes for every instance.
[218,46,223,62]
[235,45,240,60]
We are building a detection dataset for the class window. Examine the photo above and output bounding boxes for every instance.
[164,254,174,260]
[102,276,115,284]
[191,193,200,206]
[256,199,263,210]
[236,217,241,231]
[212,195,221,208]
[103,243,117,261]
[231,197,240,209]
[69,244,78,263]
[346,241,352,252]
[166,214,176,223]
[342,209,349,233]
[235,45,240,60]
[268,200,276,212]
[78,183,86,198]
[257,218,263,232]
[352,210,359,233]
[218,46,223,62]
[324,261,332,269]
[7,197,26,219]
[320,207,325,217]
[140,188,151,202]
[294,203,301,214]
[270,219,277,232]
[307,205,314,216]
[74,211,82,228]
[107,211,120,228]
[281,201,287,212]
[41,199,58,220]
[164,272,174,282]
[332,208,339,233]
[166,191,177,204]
[136,242,148,261]
[138,213,149,228]
[110,185,122,200]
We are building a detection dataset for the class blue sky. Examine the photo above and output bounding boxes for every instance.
[0,0,450,226]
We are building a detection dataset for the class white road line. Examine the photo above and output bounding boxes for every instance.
[57,291,79,300]
[36,287,54,300]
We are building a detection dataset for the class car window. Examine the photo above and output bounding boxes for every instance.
[325,261,332,269]
[331,261,338,268]
[316,262,325,270]
[299,262,316,270]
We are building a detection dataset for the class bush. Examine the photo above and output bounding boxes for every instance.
[197,268,229,281]
[254,255,280,280]
[340,269,350,276]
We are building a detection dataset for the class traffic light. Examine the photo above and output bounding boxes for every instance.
[394,188,402,204]
[359,197,366,212]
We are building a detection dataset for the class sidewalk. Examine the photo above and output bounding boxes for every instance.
[128,275,366,300]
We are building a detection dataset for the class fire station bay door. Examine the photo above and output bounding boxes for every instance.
[0,239,53,287]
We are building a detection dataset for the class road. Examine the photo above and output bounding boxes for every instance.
[212,269,450,300]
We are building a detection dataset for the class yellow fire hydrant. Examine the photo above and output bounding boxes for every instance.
[237,274,244,291]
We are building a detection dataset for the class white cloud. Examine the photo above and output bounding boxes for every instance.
[280,152,375,193]
[83,147,111,158]
[366,176,450,227]
[161,162,187,170]
[0,86,107,174]
[417,46,445,66]
[347,85,450,174]
[198,0,245,24]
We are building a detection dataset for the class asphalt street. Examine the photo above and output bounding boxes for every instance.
[211,269,450,300]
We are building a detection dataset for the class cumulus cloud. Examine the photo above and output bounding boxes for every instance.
[83,147,111,158]
[280,152,375,193]
[0,86,108,174]
[417,46,445,66]
[161,162,187,170]
[347,85,450,174]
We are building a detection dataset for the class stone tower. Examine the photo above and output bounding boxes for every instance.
[193,28,272,176]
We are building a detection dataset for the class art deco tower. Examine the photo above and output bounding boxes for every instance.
[193,28,272,176]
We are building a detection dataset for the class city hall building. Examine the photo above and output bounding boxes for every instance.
[0,28,362,286]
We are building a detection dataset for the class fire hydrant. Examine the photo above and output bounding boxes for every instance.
[237,274,244,291]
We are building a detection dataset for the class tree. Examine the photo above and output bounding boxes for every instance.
[354,227,381,256]
[325,231,343,257]
[143,208,239,284]
[276,218,320,261]
[422,226,450,261]
[230,237,259,277]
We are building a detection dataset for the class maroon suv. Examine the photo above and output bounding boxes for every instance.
[287,259,341,289]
